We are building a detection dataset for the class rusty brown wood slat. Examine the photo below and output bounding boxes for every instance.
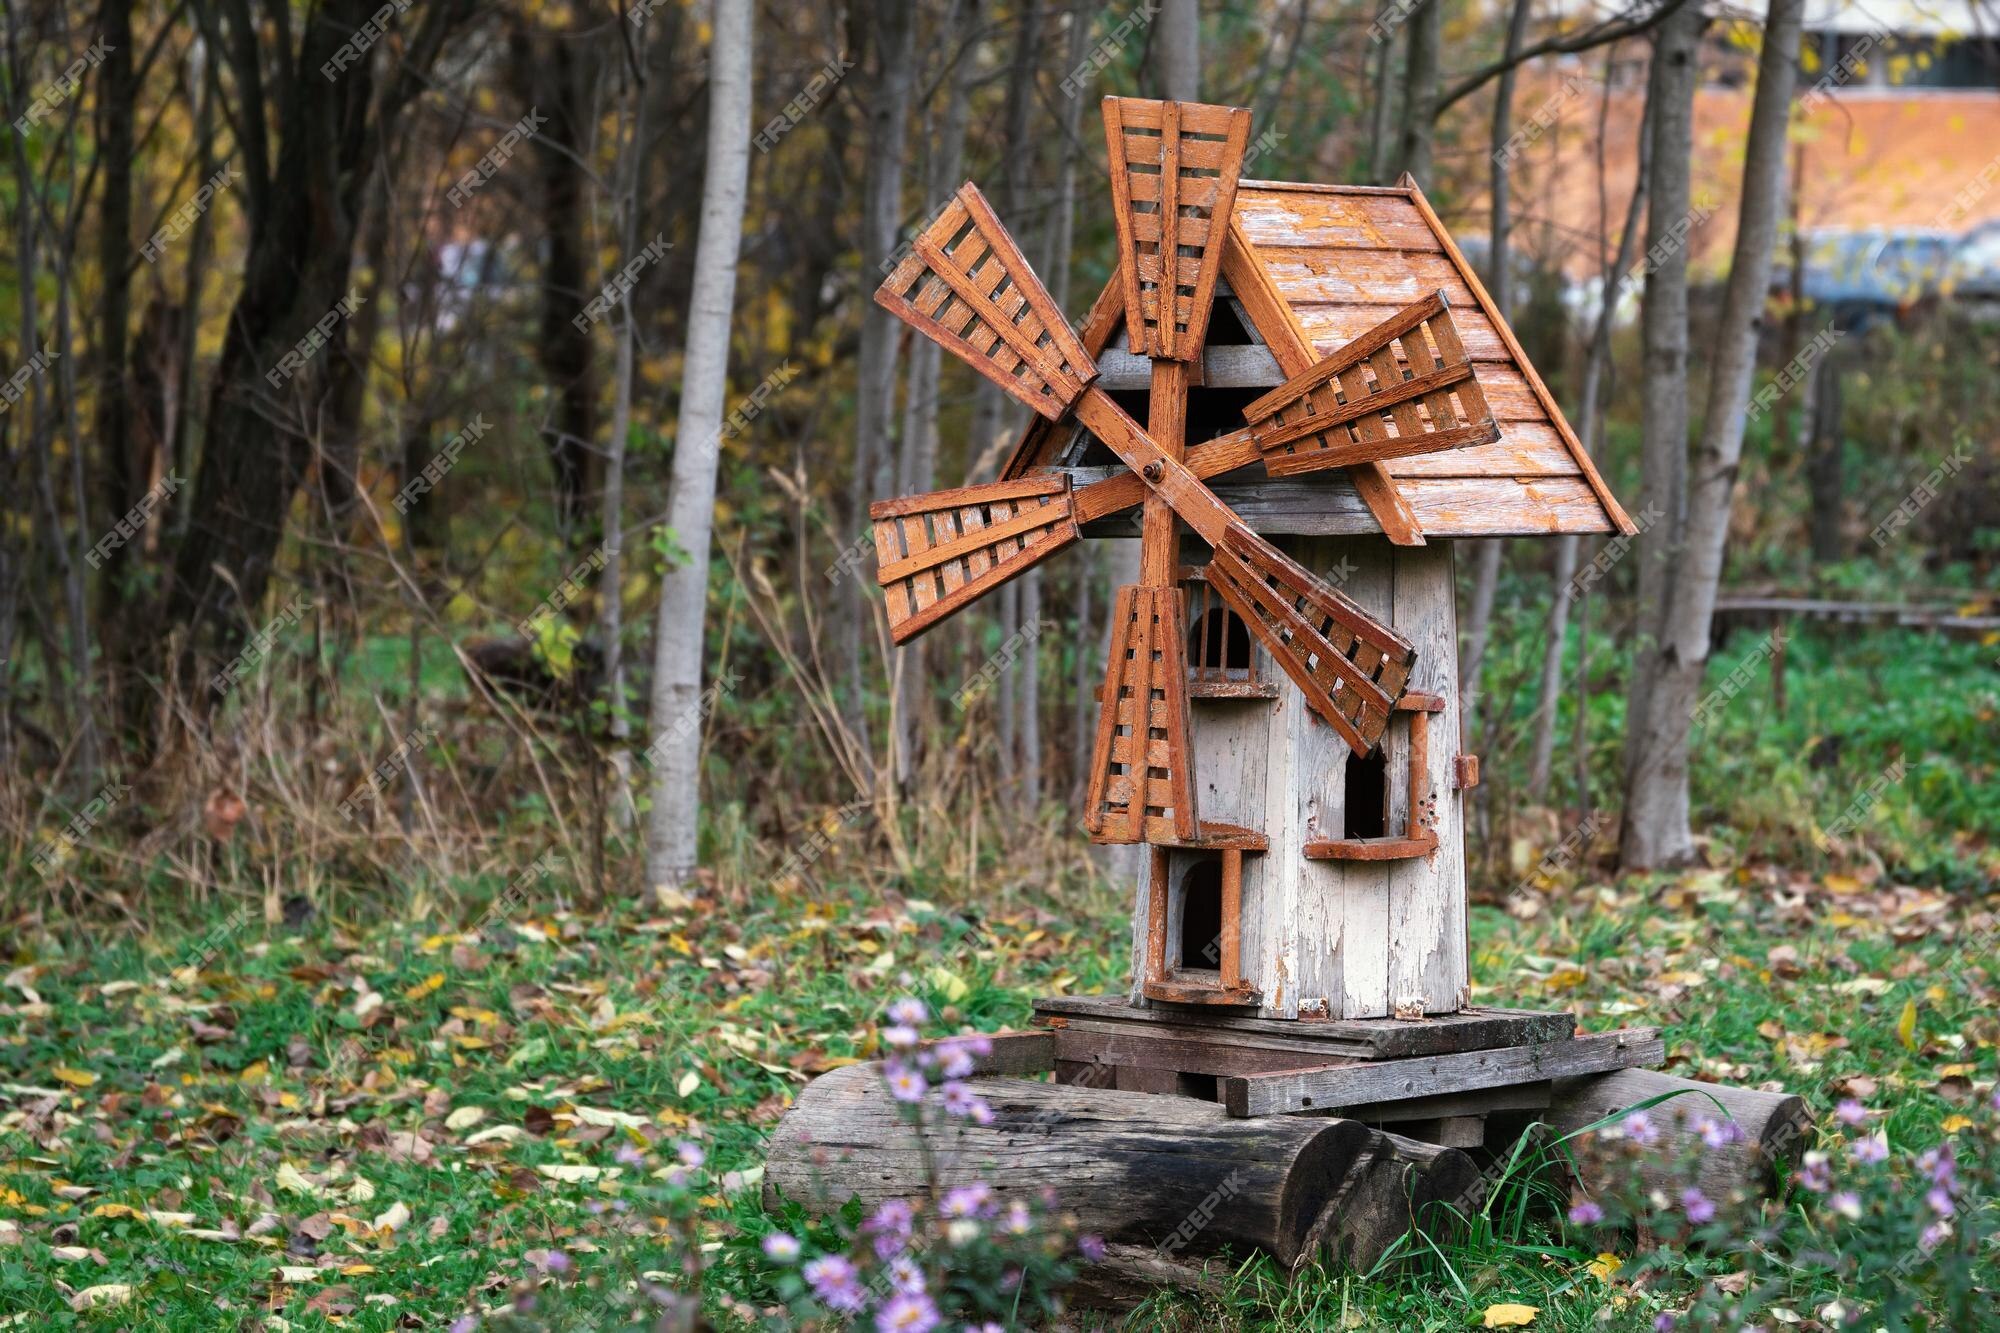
[1241,291,1449,421]
[1084,585,1139,841]
[1220,219,1422,545]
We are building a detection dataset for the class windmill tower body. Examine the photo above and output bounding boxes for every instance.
[1004,178,1631,1022]
[869,104,1633,1026]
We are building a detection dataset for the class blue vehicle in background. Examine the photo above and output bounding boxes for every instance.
[1771,229,1957,329]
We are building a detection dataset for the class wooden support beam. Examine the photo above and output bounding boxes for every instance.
[1222,1028,1664,1117]
[1034,995,1576,1060]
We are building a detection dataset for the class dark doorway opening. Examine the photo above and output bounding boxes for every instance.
[1343,746,1388,840]
[1179,858,1224,969]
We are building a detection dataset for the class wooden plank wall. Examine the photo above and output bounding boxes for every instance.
[1247,537,1466,1020]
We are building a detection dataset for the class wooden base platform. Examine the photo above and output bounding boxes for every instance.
[1033,993,1663,1120]
[765,1007,1803,1304]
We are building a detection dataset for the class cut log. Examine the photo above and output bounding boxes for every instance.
[1300,1131,1485,1273]
[1544,1068,1812,1203]
[1064,1243,1231,1310]
[763,1063,1372,1268]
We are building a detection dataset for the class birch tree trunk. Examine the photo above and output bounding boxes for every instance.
[1617,0,1701,811]
[1528,58,1649,799]
[642,0,754,896]
[1621,0,1803,870]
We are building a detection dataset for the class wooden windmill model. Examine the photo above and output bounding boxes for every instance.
[868,97,1632,1024]
[768,103,1793,1278]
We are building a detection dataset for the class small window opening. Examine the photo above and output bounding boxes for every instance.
[1178,859,1224,970]
[1343,746,1389,840]
[1187,606,1251,676]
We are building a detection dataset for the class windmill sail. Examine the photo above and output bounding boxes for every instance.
[874,183,1096,421]
[1102,98,1252,362]
[1243,291,1500,476]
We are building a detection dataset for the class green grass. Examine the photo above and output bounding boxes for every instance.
[1,850,1992,1329]
[3,624,1994,1329]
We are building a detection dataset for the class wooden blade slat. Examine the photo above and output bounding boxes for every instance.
[1206,526,1416,754]
[1101,96,1252,361]
[1085,586,1198,844]
[1244,291,1501,479]
[875,183,1096,420]
[870,474,1081,644]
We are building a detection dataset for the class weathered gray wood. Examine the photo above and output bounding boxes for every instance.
[1099,344,1282,390]
[1049,1014,1375,1065]
[1545,1068,1812,1205]
[1034,995,1572,1059]
[1224,1029,1663,1117]
[1387,542,1468,1015]
[764,1063,1375,1267]
[1346,1079,1551,1125]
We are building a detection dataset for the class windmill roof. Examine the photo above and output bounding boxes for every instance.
[1003,177,1633,541]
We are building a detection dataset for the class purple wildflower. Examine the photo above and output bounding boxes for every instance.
[539,1249,571,1274]
[887,1253,926,1294]
[940,1182,994,1219]
[805,1255,866,1313]
[1828,1190,1862,1220]
[869,1199,915,1235]
[1926,1185,1956,1217]
[885,1062,927,1103]
[876,1291,941,1333]
[1001,1201,1033,1235]
[1623,1111,1660,1146]
[1850,1133,1889,1165]
[1797,1151,1832,1193]
[1078,1233,1107,1261]
[675,1139,705,1169]
[1569,1200,1605,1225]
[1920,1220,1953,1252]
[1696,1116,1744,1148]
[1680,1187,1715,1224]
[449,1318,478,1333]
[1919,1145,1957,1187]
[888,998,929,1027]
[941,1081,978,1117]
[883,1024,921,1049]
[762,1232,801,1263]
[615,1142,647,1168]
[1654,1316,1676,1332]
[935,1042,976,1080]
[1834,1099,1867,1127]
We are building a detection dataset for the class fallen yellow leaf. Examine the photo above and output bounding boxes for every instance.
[1942,1115,1974,1133]
[50,1066,98,1088]
[1897,998,1919,1051]
[1587,1251,1623,1282]
[1483,1303,1540,1327]
[403,972,445,1001]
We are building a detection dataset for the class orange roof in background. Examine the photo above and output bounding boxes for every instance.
[1474,80,2000,277]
